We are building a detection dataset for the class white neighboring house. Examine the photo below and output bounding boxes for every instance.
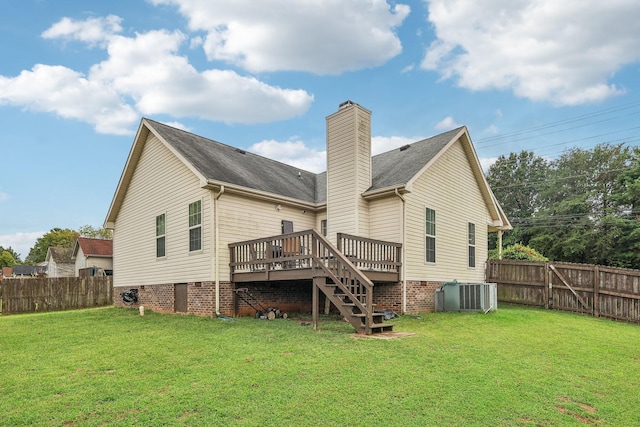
[45,247,75,277]
[72,237,113,277]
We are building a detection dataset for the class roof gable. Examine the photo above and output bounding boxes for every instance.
[46,247,74,263]
[73,237,113,258]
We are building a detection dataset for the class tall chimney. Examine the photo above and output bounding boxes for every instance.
[325,100,371,244]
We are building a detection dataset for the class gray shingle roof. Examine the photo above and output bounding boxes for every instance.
[148,119,319,203]
[147,119,461,205]
[48,247,74,263]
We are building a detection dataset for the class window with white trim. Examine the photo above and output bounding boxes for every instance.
[189,200,202,252]
[425,208,436,263]
[468,222,476,268]
[156,213,166,258]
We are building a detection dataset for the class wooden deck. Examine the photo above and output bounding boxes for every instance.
[229,230,401,284]
[229,229,402,334]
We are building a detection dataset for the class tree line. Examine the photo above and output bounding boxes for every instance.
[0,225,112,268]
[486,143,640,268]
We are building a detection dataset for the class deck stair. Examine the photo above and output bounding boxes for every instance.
[311,231,393,334]
[229,229,399,335]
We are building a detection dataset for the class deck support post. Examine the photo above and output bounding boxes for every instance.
[312,277,322,331]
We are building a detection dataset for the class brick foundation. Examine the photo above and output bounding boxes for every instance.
[405,281,443,313]
[114,279,444,317]
[114,281,235,317]
[234,280,318,316]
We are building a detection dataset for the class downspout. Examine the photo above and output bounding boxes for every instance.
[394,188,407,314]
[213,185,225,316]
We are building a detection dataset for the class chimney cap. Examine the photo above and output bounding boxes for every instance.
[339,100,357,109]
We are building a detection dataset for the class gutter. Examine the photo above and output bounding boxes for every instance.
[362,185,408,200]
[213,185,225,316]
[204,180,321,212]
[394,188,407,314]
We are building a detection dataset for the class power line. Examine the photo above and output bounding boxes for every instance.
[475,101,640,145]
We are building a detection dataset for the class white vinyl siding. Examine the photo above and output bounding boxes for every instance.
[369,196,402,243]
[326,104,371,243]
[404,139,489,283]
[112,133,211,288]
[217,194,317,281]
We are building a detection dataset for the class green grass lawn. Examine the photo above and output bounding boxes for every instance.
[1,305,638,426]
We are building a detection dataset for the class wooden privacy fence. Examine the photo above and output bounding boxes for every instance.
[0,276,113,315]
[486,259,640,323]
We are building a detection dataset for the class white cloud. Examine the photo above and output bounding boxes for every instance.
[435,116,461,130]
[401,63,415,73]
[0,192,8,202]
[422,0,640,105]
[480,157,498,173]
[41,15,123,46]
[161,121,191,131]
[0,64,138,135]
[249,139,326,173]
[0,16,314,134]
[0,231,44,260]
[89,29,313,124]
[151,0,410,74]
[484,124,499,135]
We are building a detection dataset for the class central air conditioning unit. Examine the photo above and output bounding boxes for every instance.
[435,281,497,313]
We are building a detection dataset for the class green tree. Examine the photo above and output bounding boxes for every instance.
[524,143,635,266]
[78,225,113,239]
[0,250,17,268]
[0,245,21,264]
[486,151,550,249]
[25,228,80,264]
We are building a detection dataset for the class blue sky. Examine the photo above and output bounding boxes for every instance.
[1,0,640,260]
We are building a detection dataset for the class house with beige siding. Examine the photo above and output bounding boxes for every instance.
[72,237,113,277]
[105,101,510,334]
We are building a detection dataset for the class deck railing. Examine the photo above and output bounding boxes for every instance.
[229,230,402,276]
[229,230,314,274]
[337,233,402,273]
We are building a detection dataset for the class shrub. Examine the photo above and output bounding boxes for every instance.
[489,244,548,261]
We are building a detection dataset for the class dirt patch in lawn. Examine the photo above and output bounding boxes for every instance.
[351,331,416,340]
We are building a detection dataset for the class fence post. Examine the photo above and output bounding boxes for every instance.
[593,265,600,318]
[545,262,551,309]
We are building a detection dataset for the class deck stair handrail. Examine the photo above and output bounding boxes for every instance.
[309,229,378,334]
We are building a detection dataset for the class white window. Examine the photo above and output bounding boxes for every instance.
[425,208,436,263]
[156,213,166,258]
[189,200,202,252]
[321,219,327,236]
[468,222,476,268]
